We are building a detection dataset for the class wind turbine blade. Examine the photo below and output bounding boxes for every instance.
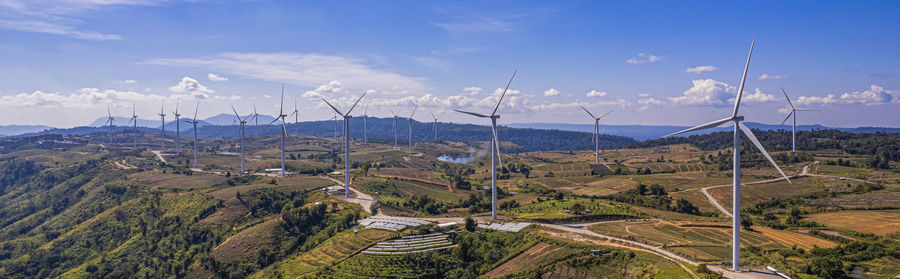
[321,98,344,115]
[661,117,732,138]
[409,104,417,118]
[242,113,252,122]
[738,122,791,183]
[492,70,517,116]
[281,119,287,134]
[107,105,111,117]
[597,109,614,119]
[453,109,490,118]
[232,105,241,121]
[345,91,368,115]
[780,111,794,126]
[431,112,436,120]
[253,103,257,114]
[288,111,297,118]
[492,126,502,166]
[279,84,285,115]
[174,100,178,114]
[193,102,199,120]
[732,36,756,118]
[580,105,597,118]
[781,88,795,109]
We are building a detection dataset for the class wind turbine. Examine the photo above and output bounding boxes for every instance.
[232,105,251,174]
[431,112,439,141]
[661,37,791,272]
[453,70,516,220]
[780,89,815,153]
[579,106,613,164]
[185,102,200,169]
[390,109,400,148]
[252,103,259,137]
[407,104,418,156]
[289,98,299,135]
[270,85,289,176]
[127,102,138,148]
[158,101,167,150]
[173,101,182,155]
[322,91,368,198]
[105,105,115,144]
[332,113,338,138]
[362,103,369,146]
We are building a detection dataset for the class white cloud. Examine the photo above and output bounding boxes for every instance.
[638,93,651,98]
[0,20,122,40]
[795,85,896,106]
[757,74,784,80]
[683,65,717,74]
[146,52,426,94]
[168,77,213,99]
[733,88,776,103]
[121,79,136,84]
[626,53,662,64]
[463,87,482,96]
[543,88,560,96]
[263,94,272,99]
[668,79,734,105]
[586,90,607,97]
[529,99,630,111]
[207,73,228,81]
[637,97,666,111]
[0,87,203,109]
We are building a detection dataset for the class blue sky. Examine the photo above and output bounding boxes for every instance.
[0,0,898,128]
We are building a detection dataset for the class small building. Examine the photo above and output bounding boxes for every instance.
[322,185,346,195]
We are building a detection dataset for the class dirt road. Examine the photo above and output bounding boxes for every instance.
[317,176,375,214]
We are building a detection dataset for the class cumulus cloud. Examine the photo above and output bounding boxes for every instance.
[792,85,897,106]
[146,52,426,94]
[463,87,482,96]
[543,88,560,96]
[626,53,662,64]
[757,74,784,80]
[668,79,734,105]
[586,90,607,97]
[207,73,228,81]
[637,96,666,111]
[168,77,213,99]
[734,88,776,103]
[0,86,226,109]
[683,65,717,74]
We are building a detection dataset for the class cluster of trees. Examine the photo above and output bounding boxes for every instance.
[603,184,700,215]
[499,162,532,178]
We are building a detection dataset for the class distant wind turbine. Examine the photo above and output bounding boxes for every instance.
[407,104,418,156]
[322,91,368,198]
[289,98,300,135]
[390,109,400,148]
[579,106,613,164]
[454,70,516,220]
[431,112,438,141]
[105,105,115,144]
[173,101,182,155]
[661,37,791,272]
[270,85,289,176]
[780,88,816,153]
[252,103,259,137]
[186,102,200,169]
[232,105,251,174]
[127,102,138,148]
[363,103,369,146]
[158,101,166,150]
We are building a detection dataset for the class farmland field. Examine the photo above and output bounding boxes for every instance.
[708,176,870,209]
[805,209,900,236]
[254,228,394,278]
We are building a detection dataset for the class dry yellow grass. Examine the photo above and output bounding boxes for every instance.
[753,226,837,249]
[805,209,900,236]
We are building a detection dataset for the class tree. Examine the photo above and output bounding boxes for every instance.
[741,217,753,231]
[675,199,699,215]
[569,203,585,214]
[464,217,476,232]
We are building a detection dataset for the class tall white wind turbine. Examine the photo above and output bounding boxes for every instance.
[579,106,613,164]
[270,85,289,176]
[407,104,418,156]
[454,70,516,220]
[289,98,300,135]
[780,89,815,153]
[232,105,251,174]
[186,102,200,169]
[252,103,259,137]
[363,103,369,146]
[431,112,438,141]
[158,101,166,150]
[322,91,368,198]
[390,109,400,148]
[173,101,182,155]
[661,37,791,272]
[105,105,115,144]
[127,102,138,148]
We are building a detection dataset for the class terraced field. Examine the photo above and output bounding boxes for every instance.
[129,170,228,189]
[506,198,638,221]
[708,176,867,209]
[805,209,900,236]
[258,228,394,278]
[483,242,573,278]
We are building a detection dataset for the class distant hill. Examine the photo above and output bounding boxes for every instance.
[0,125,53,137]
[508,122,900,140]
[203,113,277,126]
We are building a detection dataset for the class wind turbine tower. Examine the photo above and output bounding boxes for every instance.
[173,101,182,155]
[322,91,368,198]
[105,105,115,144]
[232,105,251,174]
[780,89,814,153]
[289,98,299,135]
[390,109,400,148]
[662,37,791,272]
[431,112,438,141]
[407,104,417,156]
[186,103,200,169]
[363,103,369,146]
[270,85,289,176]
[158,101,166,150]
[454,70,516,220]
[128,102,138,148]
[579,106,613,164]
